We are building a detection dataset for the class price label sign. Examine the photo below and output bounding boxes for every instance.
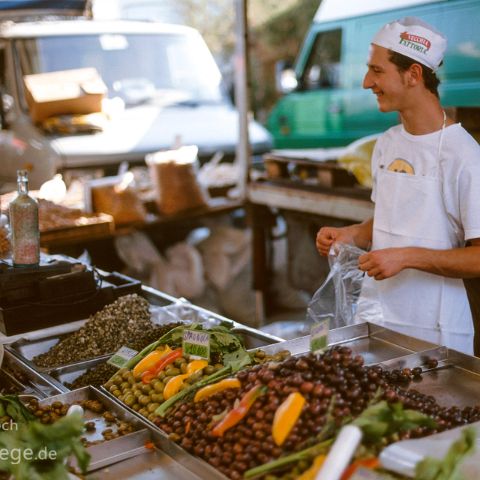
[350,467,390,480]
[107,346,138,369]
[310,318,329,353]
[183,329,210,360]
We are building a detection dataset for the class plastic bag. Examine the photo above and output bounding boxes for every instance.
[307,243,366,329]
[337,134,379,188]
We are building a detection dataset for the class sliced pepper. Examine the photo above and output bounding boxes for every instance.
[340,457,380,480]
[272,392,305,446]
[163,360,209,399]
[132,346,172,378]
[297,454,327,480]
[163,374,189,400]
[212,385,267,437]
[186,360,209,375]
[141,348,183,384]
[194,378,241,403]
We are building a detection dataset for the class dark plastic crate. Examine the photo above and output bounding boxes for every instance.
[0,271,142,336]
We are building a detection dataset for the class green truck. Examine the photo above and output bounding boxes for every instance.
[267,0,480,149]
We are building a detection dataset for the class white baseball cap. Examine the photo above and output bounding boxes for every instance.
[372,17,447,71]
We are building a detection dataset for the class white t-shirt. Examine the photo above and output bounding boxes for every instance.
[371,123,480,244]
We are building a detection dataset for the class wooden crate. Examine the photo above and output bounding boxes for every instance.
[40,213,114,245]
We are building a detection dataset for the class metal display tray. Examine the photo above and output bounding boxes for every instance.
[35,386,153,473]
[258,322,438,363]
[5,284,282,376]
[377,345,480,407]
[0,348,64,398]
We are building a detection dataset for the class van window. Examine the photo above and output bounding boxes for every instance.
[301,29,342,90]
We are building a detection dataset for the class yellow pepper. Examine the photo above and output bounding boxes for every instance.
[132,346,172,378]
[272,392,305,446]
[194,378,241,402]
[163,360,209,400]
[187,360,208,374]
[297,455,327,480]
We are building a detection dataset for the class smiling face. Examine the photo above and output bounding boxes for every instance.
[363,44,409,112]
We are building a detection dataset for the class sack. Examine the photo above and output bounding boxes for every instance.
[146,146,209,215]
[91,173,147,225]
[307,243,366,329]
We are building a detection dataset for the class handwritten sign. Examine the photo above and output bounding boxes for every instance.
[310,319,329,353]
[183,329,210,360]
[107,346,138,368]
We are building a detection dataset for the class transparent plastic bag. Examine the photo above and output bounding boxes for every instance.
[307,243,366,329]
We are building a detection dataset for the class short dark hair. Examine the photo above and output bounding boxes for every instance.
[388,50,441,98]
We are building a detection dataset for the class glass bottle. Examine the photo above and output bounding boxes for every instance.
[9,170,40,267]
[0,199,10,260]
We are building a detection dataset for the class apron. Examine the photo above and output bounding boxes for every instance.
[356,117,474,355]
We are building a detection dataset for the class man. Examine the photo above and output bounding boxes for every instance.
[316,17,480,354]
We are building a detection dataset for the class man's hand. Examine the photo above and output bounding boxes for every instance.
[316,226,355,256]
[359,248,406,280]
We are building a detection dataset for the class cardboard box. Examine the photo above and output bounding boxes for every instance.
[24,68,107,123]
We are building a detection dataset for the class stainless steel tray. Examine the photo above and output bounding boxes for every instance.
[1,348,65,397]
[378,346,480,408]
[86,448,206,480]
[97,385,228,480]
[97,322,480,480]
[46,357,110,389]
[36,386,154,473]
[258,322,437,363]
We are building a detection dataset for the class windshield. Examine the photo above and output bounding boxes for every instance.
[15,32,225,106]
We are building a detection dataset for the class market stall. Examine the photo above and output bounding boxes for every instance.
[2,269,480,479]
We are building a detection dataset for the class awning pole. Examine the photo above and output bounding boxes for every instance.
[234,0,250,201]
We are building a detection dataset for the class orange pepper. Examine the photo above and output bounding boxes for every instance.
[163,360,209,399]
[297,454,327,480]
[132,346,172,378]
[341,457,380,480]
[272,392,305,446]
[212,385,267,437]
[194,378,241,402]
[141,348,183,384]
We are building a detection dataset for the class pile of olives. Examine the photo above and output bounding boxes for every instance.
[156,346,480,480]
[104,357,224,422]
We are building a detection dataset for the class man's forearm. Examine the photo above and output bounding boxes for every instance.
[349,218,373,250]
[404,245,480,278]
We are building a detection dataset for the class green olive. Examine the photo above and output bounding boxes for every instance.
[189,371,203,383]
[121,370,131,380]
[139,395,150,406]
[153,381,165,393]
[148,413,157,422]
[112,389,121,398]
[157,371,166,380]
[104,381,114,390]
[141,384,152,394]
[132,403,140,411]
[204,365,215,375]
[147,403,160,413]
[112,375,123,385]
[109,385,118,393]
[151,393,164,403]
[173,358,183,367]
[165,366,179,376]
[120,381,130,391]
[139,408,148,417]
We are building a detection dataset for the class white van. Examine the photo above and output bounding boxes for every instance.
[0,14,272,189]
